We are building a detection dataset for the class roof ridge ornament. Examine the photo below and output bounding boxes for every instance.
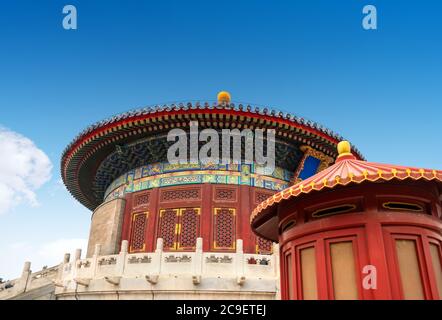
[217,91,231,104]
[336,140,357,162]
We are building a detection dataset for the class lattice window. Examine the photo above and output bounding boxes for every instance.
[213,208,236,250]
[134,193,150,207]
[158,209,179,250]
[161,188,200,202]
[177,208,200,250]
[129,212,148,252]
[256,236,273,254]
[255,192,274,204]
[157,207,200,251]
[215,188,236,201]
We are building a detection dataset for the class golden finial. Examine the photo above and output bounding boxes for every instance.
[217,91,231,104]
[337,141,351,155]
[336,140,355,161]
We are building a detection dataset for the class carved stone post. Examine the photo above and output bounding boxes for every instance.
[74,249,82,261]
[236,239,245,285]
[63,253,71,264]
[94,244,102,256]
[273,242,281,300]
[116,240,129,276]
[56,253,71,285]
[120,240,129,253]
[21,261,31,278]
[91,244,101,278]
[73,248,83,283]
[20,261,32,293]
[192,237,203,284]
[154,238,163,273]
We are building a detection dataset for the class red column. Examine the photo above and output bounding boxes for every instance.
[201,184,212,251]
[120,193,132,249]
[146,188,159,252]
[364,192,392,299]
[364,220,392,299]
[239,185,253,253]
[315,238,329,299]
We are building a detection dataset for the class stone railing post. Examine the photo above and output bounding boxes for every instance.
[192,237,203,284]
[121,240,129,253]
[20,261,32,293]
[272,243,280,275]
[91,244,101,278]
[235,239,245,285]
[272,242,281,300]
[56,253,71,283]
[153,238,163,275]
[103,241,127,286]
[94,244,102,256]
[117,240,128,276]
[74,248,82,261]
[21,261,31,278]
[73,248,82,281]
[145,238,163,285]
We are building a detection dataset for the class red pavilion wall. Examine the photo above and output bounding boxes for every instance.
[120,184,276,254]
[277,183,442,300]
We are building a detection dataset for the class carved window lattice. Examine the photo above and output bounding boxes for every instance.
[129,212,148,252]
[255,192,274,204]
[157,208,200,251]
[161,189,200,202]
[213,208,236,250]
[178,208,200,250]
[134,193,150,207]
[215,188,236,201]
[256,236,273,254]
[158,209,179,250]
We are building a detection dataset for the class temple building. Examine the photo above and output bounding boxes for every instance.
[6,92,441,300]
[1,92,357,300]
[251,141,442,300]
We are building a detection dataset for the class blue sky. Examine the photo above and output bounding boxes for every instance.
[0,0,441,279]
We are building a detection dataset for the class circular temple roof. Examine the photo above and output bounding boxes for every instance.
[61,102,364,211]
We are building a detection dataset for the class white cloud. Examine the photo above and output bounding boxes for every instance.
[0,238,87,280]
[0,127,52,214]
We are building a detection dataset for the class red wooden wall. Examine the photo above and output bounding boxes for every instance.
[120,184,275,254]
[278,182,442,300]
